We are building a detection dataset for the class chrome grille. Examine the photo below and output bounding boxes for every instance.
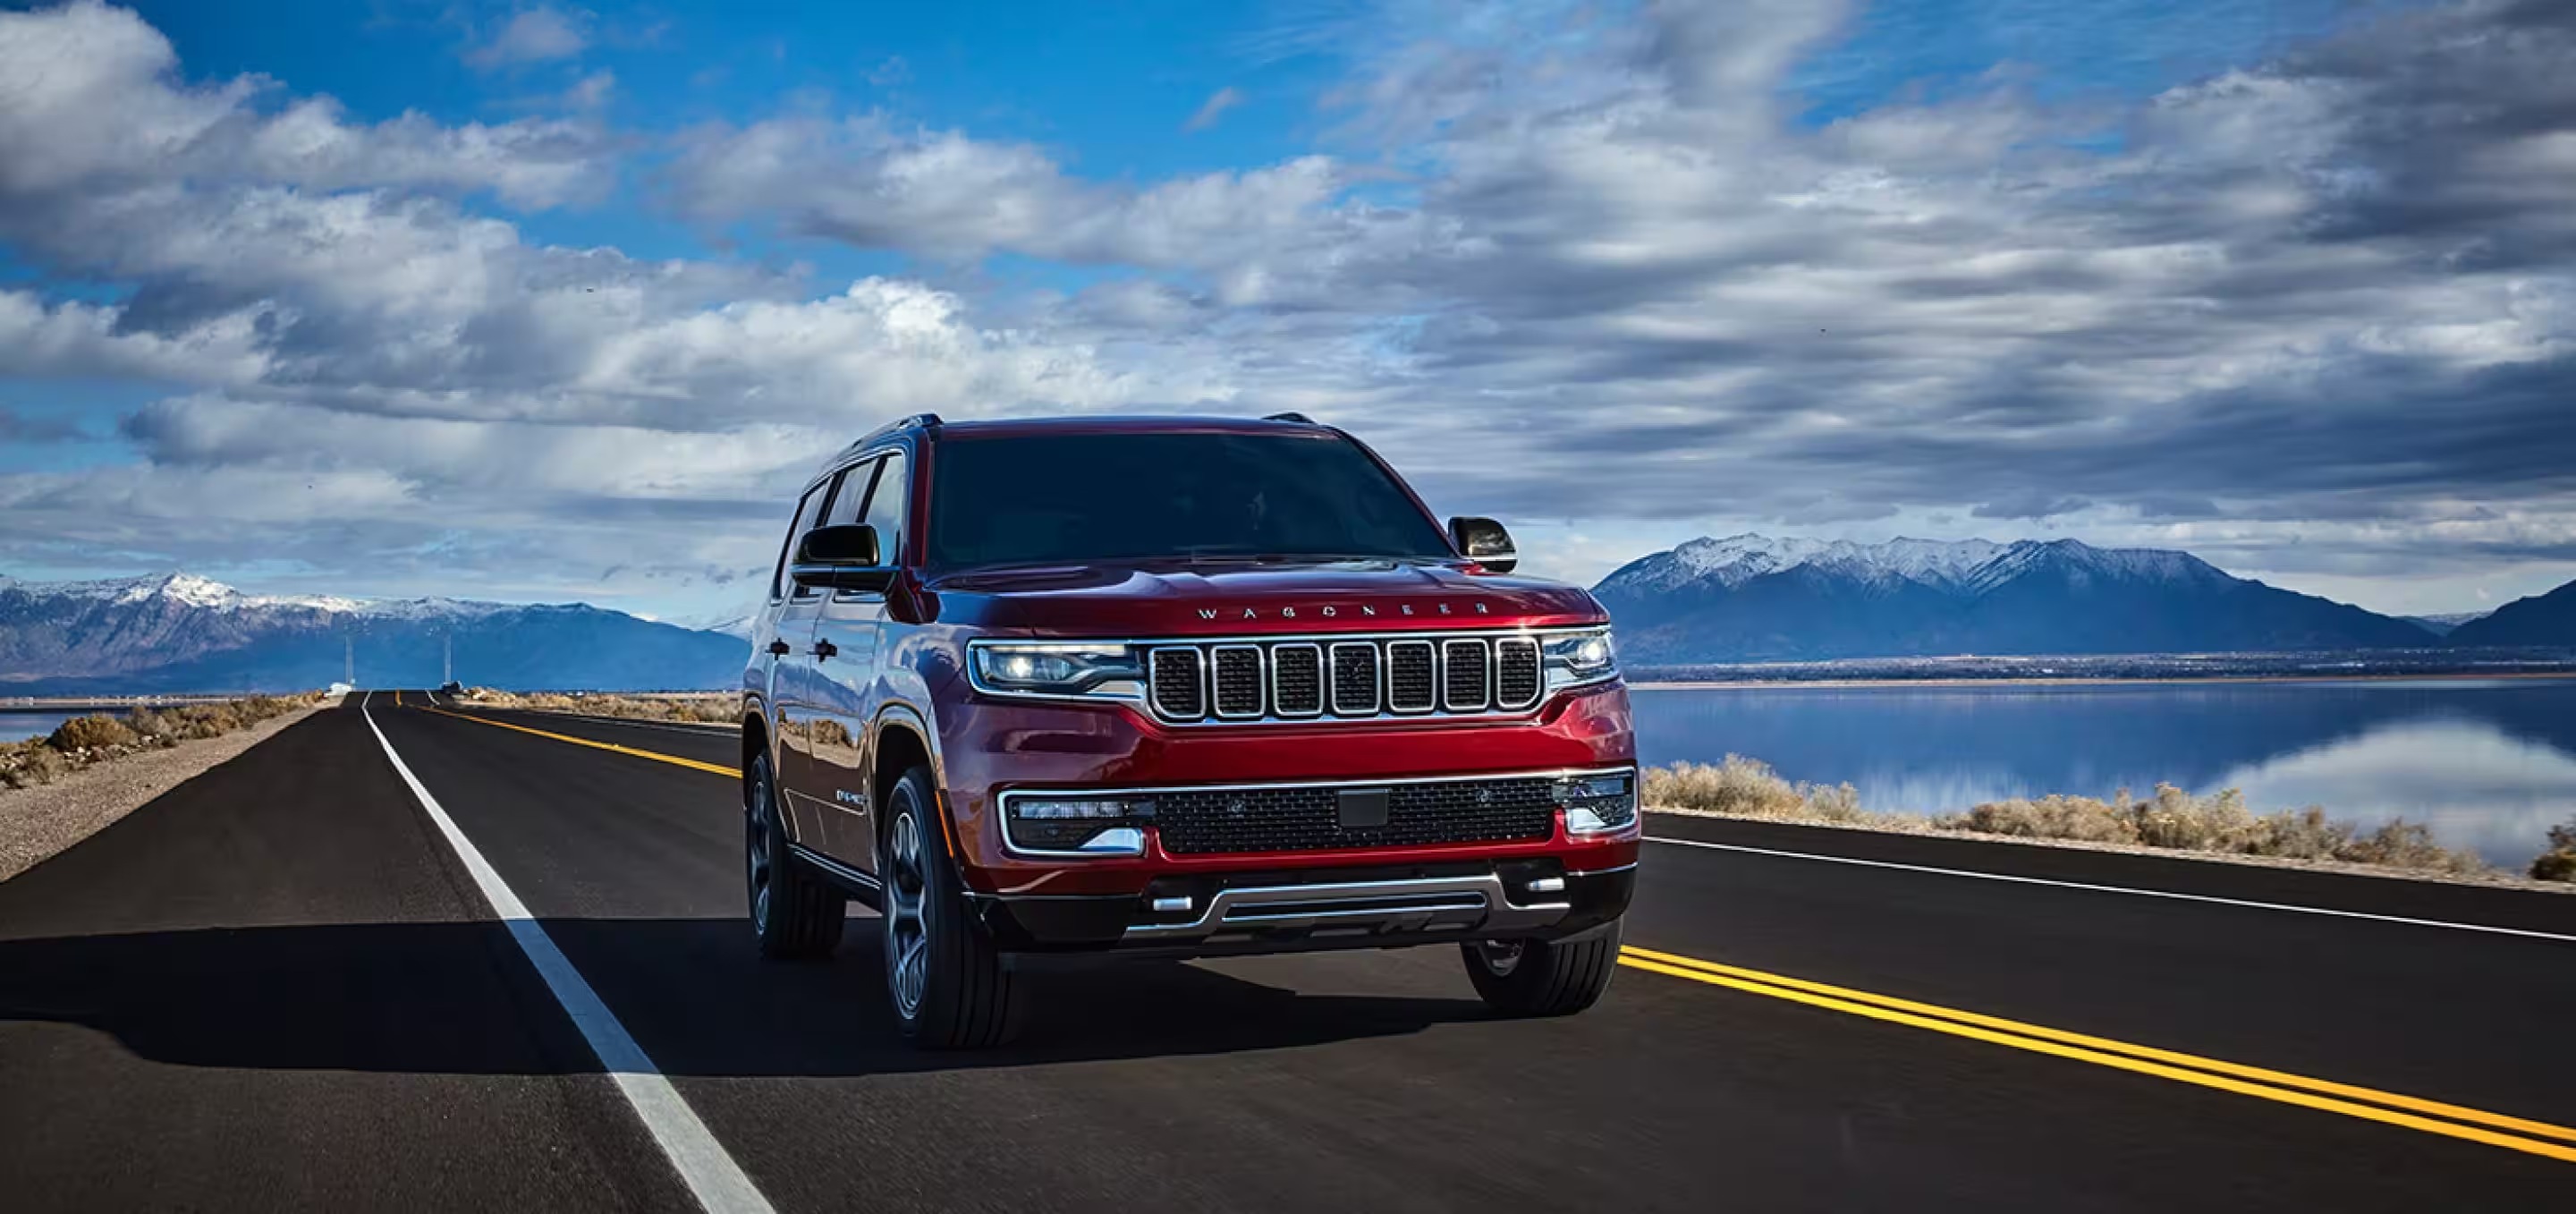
[1496,638,1540,709]
[1442,639,1489,712]
[1386,641,1436,713]
[1139,632,1553,725]
[1272,644,1324,717]
[1212,646,1264,718]
[1330,642,1379,715]
[1149,648,1204,719]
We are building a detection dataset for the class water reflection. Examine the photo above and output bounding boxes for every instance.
[0,711,77,744]
[1631,678,2576,865]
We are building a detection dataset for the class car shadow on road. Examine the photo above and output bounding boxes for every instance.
[0,918,1490,1077]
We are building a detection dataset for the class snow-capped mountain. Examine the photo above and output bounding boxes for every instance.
[1619,534,2009,594]
[0,572,748,693]
[1595,535,2437,663]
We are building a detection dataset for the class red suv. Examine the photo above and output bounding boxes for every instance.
[741,412,1637,1047]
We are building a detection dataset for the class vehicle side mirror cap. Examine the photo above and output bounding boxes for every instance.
[791,524,896,591]
[1448,516,1517,573]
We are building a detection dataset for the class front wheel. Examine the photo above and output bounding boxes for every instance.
[879,767,1026,1048]
[1462,917,1622,1017]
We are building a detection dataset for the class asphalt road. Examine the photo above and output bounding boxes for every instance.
[4,692,2572,1211]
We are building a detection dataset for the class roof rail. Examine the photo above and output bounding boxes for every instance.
[843,412,945,454]
[1261,412,1316,424]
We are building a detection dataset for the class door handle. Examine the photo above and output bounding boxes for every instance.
[766,639,792,656]
[810,638,838,660]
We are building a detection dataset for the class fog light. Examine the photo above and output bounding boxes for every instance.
[1004,794,1154,854]
[1555,772,1638,836]
[1012,799,1135,820]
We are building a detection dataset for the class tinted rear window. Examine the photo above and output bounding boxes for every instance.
[927,432,1453,567]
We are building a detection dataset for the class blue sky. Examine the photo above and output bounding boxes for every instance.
[4,0,2573,622]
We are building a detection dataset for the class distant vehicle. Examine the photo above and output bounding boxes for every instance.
[438,681,463,696]
[741,413,1637,1048]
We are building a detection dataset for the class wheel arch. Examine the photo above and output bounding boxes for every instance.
[740,700,771,811]
[869,704,945,848]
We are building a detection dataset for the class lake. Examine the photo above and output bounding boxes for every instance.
[1631,677,2576,868]
[0,710,79,744]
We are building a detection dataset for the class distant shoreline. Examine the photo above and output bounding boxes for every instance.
[0,695,244,711]
[1631,671,2576,690]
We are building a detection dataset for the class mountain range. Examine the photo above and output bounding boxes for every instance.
[0,573,745,694]
[6,544,2571,692]
[2447,580,2576,648]
[1593,535,2569,665]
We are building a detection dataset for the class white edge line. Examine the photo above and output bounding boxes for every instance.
[361,702,775,1214]
[1645,835,2576,945]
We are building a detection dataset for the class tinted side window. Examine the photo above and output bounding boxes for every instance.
[769,474,839,600]
[822,456,880,527]
[861,452,909,565]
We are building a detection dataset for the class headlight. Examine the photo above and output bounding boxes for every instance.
[1541,626,1618,690]
[968,641,1144,700]
[1554,770,1638,836]
[1000,794,1155,855]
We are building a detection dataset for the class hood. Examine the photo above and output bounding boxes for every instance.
[921,558,1606,636]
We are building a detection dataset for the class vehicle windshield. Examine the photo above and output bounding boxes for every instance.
[927,431,1457,567]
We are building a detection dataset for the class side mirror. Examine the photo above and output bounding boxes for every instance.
[791,524,896,592]
[1448,515,1517,573]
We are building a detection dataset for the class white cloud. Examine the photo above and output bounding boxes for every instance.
[465,6,589,71]
[1184,86,1244,132]
[6,0,2576,616]
[0,4,607,211]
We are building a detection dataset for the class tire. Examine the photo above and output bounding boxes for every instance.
[1462,917,1622,1017]
[879,765,1027,1049]
[746,751,844,959]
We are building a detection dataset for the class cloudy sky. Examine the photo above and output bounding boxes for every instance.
[3,0,2572,623]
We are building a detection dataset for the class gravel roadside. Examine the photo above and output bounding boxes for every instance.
[0,705,326,882]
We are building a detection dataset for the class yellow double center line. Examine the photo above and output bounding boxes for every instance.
[415,704,739,777]
[1620,946,2576,1164]
[394,706,2575,1164]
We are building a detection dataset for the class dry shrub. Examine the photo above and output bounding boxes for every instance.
[2247,807,2353,861]
[2533,850,2576,883]
[1644,757,1864,823]
[49,714,138,751]
[126,708,181,744]
[2131,785,2263,852]
[1948,794,2140,845]
[4,741,72,788]
[2338,819,2487,876]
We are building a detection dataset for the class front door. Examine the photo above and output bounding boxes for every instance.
[806,450,907,874]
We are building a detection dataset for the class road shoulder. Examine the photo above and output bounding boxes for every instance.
[0,705,327,883]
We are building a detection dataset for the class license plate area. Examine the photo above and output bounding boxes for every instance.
[1336,787,1390,830]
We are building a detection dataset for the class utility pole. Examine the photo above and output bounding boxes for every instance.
[344,634,354,687]
[443,634,453,686]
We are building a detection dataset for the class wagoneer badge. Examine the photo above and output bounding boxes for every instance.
[1196,601,1493,620]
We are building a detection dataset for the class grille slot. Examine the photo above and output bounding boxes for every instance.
[1495,638,1540,709]
[1442,639,1490,711]
[1148,648,1204,719]
[1153,776,1557,854]
[1271,644,1324,717]
[1385,641,1436,713]
[1329,642,1380,715]
[1212,646,1265,718]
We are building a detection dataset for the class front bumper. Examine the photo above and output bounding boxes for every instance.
[967,860,1635,958]
[938,681,1637,896]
